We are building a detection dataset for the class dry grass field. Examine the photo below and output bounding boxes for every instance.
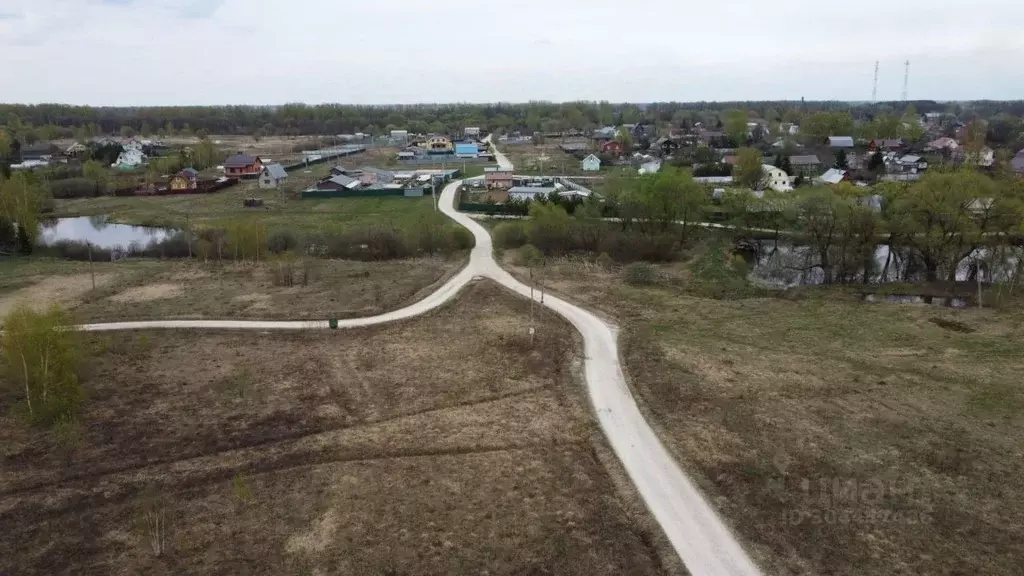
[0,281,674,576]
[501,251,1024,575]
[0,257,465,324]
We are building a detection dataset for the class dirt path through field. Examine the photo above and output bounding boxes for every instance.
[74,174,763,576]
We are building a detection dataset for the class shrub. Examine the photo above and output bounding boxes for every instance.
[526,203,571,254]
[599,231,678,262]
[623,262,656,286]
[50,177,104,199]
[43,240,113,261]
[143,233,192,259]
[267,230,297,254]
[493,221,527,249]
[1,304,82,426]
[517,244,544,267]
[448,225,474,250]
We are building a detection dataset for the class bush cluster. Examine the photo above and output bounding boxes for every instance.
[490,216,681,262]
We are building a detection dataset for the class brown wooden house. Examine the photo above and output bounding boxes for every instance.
[223,154,263,178]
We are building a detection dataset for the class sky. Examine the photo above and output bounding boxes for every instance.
[1,0,1022,106]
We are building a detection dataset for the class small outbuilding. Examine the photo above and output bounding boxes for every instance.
[581,154,601,171]
[259,163,289,189]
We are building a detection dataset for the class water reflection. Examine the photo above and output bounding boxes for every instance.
[747,240,1022,288]
[39,217,178,250]
[862,294,969,308]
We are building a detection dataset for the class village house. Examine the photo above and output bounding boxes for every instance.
[762,164,792,192]
[454,141,479,158]
[259,163,289,189]
[463,127,481,138]
[168,168,199,190]
[790,155,822,176]
[868,138,904,152]
[581,154,601,172]
[421,136,453,154]
[223,153,263,178]
[19,143,57,162]
[827,136,855,148]
[601,140,624,156]
[925,137,959,152]
[64,142,88,158]
[112,140,146,170]
[560,141,590,155]
[484,167,514,189]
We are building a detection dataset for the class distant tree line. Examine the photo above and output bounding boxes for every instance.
[3,100,1022,141]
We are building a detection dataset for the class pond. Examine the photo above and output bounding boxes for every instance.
[746,240,1023,288]
[39,216,179,250]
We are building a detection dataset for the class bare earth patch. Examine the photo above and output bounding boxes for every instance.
[0,273,113,320]
[0,281,672,576]
[109,283,184,303]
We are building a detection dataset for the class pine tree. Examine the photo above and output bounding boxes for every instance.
[835,149,848,169]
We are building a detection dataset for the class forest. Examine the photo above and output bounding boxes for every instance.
[2,100,1024,141]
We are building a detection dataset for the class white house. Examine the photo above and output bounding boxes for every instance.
[581,154,601,171]
[464,127,481,137]
[817,168,848,185]
[112,140,146,170]
[639,160,662,175]
[259,163,289,189]
[762,164,792,191]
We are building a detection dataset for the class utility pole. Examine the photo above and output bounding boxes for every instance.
[88,241,95,290]
[871,60,879,102]
[901,60,910,102]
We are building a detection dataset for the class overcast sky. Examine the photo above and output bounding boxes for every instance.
[1,0,1022,106]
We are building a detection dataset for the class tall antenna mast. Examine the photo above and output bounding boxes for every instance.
[872,61,879,102]
[901,60,910,101]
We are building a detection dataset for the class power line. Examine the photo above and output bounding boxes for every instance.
[872,61,879,102]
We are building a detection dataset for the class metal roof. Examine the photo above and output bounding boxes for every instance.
[509,186,557,194]
[790,155,821,165]
[828,136,855,148]
[224,154,259,168]
[263,163,288,179]
[327,174,359,188]
[817,168,847,184]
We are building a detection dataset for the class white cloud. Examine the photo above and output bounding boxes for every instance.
[1,0,1022,104]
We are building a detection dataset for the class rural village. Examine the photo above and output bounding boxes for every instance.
[2,97,1024,576]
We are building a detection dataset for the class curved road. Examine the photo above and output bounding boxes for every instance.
[78,151,762,576]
